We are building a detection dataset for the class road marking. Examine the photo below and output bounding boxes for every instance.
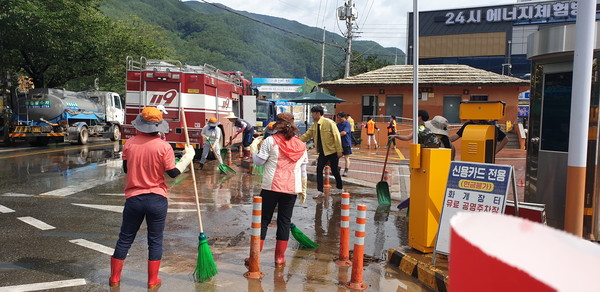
[98,193,124,196]
[0,279,86,291]
[17,217,55,230]
[69,239,114,255]
[39,178,116,197]
[0,205,15,213]
[72,203,197,213]
[397,280,409,290]
[72,203,123,213]
[1,193,32,197]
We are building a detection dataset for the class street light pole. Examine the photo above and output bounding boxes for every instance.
[341,0,356,78]
[564,0,596,237]
[412,0,419,144]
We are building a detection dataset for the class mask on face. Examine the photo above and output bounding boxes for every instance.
[209,126,216,130]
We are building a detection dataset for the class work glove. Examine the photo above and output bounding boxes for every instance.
[299,178,307,204]
[175,145,195,173]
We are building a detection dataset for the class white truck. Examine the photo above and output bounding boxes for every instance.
[9,88,124,146]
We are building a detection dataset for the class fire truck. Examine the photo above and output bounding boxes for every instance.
[122,57,276,152]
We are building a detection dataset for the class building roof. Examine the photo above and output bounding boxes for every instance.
[320,64,530,87]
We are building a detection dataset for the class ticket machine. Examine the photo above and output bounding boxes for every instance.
[459,101,506,164]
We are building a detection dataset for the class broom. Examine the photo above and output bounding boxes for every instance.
[290,223,318,248]
[180,108,218,282]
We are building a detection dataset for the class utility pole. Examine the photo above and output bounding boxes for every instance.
[338,1,357,78]
[320,27,326,87]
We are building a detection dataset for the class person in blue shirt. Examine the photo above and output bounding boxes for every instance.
[336,112,353,177]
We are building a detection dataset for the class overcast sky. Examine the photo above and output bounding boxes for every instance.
[190,0,521,50]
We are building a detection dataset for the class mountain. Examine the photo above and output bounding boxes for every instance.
[99,0,405,83]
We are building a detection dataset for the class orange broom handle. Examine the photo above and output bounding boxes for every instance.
[180,107,204,233]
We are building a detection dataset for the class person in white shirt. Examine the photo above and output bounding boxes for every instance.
[199,117,222,169]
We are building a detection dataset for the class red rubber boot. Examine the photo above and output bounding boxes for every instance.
[109,257,124,287]
[275,240,288,268]
[147,260,162,289]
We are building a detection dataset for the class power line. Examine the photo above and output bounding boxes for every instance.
[197,0,346,49]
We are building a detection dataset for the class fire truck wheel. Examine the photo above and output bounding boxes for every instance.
[77,127,89,145]
[110,126,121,141]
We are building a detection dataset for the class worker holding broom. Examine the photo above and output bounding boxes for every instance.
[199,117,222,170]
[252,112,308,268]
[109,107,195,289]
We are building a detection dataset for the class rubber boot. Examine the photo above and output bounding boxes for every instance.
[147,260,162,289]
[275,240,288,268]
[109,257,124,287]
[245,239,264,267]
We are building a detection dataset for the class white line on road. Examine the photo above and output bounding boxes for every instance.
[69,239,114,255]
[39,174,119,197]
[1,193,32,197]
[0,205,15,213]
[397,280,409,290]
[0,279,86,291]
[17,217,55,230]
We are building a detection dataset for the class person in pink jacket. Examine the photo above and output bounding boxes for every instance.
[252,112,308,268]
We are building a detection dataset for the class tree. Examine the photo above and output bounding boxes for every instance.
[0,0,172,91]
[335,51,392,79]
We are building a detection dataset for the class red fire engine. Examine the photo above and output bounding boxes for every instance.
[122,57,274,150]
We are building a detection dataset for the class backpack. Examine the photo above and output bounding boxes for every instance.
[418,126,442,148]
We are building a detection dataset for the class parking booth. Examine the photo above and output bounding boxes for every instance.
[527,22,600,236]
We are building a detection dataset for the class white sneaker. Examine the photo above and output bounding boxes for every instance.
[313,192,324,199]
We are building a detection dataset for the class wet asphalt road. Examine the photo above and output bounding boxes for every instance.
[0,141,433,291]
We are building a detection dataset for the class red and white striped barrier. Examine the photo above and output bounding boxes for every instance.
[243,196,264,279]
[347,204,367,290]
[336,192,352,266]
[227,148,233,167]
[324,166,331,188]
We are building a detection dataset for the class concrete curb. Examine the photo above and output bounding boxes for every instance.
[388,246,448,292]
[306,172,376,189]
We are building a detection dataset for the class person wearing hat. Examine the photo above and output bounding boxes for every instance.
[225,112,254,159]
[109,107,195,289]
[252,112,308,268]
[425,115,455,160]
[199,117,222,170]
[264,121,277,138]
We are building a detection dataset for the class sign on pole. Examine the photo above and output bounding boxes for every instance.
[434,161,512,255]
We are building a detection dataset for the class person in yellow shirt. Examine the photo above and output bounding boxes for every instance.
[300,105,344,194]
[347,114,359,146]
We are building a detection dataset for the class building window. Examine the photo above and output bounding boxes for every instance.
[470,95,488,101]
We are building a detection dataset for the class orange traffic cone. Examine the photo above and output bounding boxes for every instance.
[518,179,525,187]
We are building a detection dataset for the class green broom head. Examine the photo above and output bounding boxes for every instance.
[290,223,318,248]
[193,233,218,282]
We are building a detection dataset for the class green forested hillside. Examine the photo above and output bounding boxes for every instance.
[100,0,405,82]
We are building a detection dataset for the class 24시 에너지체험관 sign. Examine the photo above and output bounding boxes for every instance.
[434,161,513,255]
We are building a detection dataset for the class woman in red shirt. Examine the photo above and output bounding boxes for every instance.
[109,107,194,289]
